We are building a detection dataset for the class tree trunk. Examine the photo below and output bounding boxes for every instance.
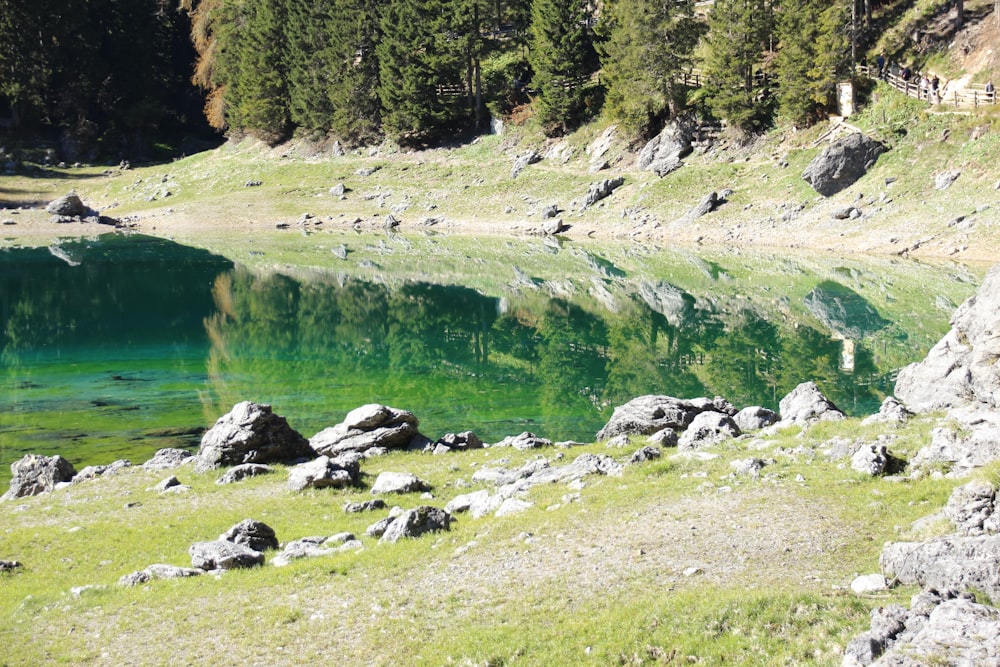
[956,0,964,28]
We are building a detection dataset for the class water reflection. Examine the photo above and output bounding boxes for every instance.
[0,234,980,478]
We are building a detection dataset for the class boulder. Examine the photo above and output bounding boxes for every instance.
[445,489,491,514]
[490,432,552,450]
[637,119,694,177]
[195,401,314,472]
[142,448,193,470]
[287,455,357,492]
[582,177,625,209]
[880,534,1000,602]
[861,397,913,426]
[733,406,779,432]
[778,382,845,424]
[153,476,183,492]
[189,540,265,571]
[310,404,423,457]
[802,132,886,197]
[596,395,707,441]
[365,516,396,538]
[934,169,961,190]
[3,454,77,500]
[629,446,662,464]
[46,193,87,217]
[216,463,273,485]
[370,471,431,495]
[849,574,888,594]
[730,458,767,477]
[678,411,740,449]
[379,506,451,544]
[434,431,483,451]
[220,519,279,552]
[850,443,898,476]
[542,218,567,235]
[912,421,1000,475]
[73,459,131,483]
[344,499,387,513]
[678,191,727,224]
[511,151,541,179]
[118,564,203,587]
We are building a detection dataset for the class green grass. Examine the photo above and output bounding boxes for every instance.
[0,413,977,665]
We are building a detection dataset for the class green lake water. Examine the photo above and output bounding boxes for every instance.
[0,232,983,482]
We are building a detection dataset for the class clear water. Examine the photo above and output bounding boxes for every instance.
[0,233,981,481]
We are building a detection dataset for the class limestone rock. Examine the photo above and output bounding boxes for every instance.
[344,499,387,513]
[434,431,483,451]
[216,463,273,484]
[861,397,913,426]
[597,395,707,441]
[189,540,265,571]
[880,534,1000,602]
[637,119,694,177]
[733,406,779,432]
[370,471,431,495]
[445,490,490,514]
[310,404,423,457]
[195,401,314,472]
[934,169,961,190]
[74,459,131,482]
[896,263,1000,413]
[46,193,87,217]
[678,411,740,449]
[220,519,279,552]
[850,443,899,476]
[118,564,203,587]
[802,132,886,197]
[778,382,845,424]
[511,151,541,179]
[944,479,997,535]
[3,454,77,500]
[379,506,451,543]
[490,432,552,450]
[142,448,193,470]
[629,446,662,464]
[582,177,625,209]
[647,428,679,448]
[288,455,358,492]
[850,574,888,594]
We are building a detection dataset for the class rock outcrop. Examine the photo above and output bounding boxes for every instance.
[802,132,886,197]
[189,540,265,571]
[220,519,279,552]
[895,263,1000,474]
[3,454,77,500]
[637,119,694,177]
[195,401,314,472]
[596,395,709,441]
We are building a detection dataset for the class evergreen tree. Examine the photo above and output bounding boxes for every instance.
[775,0,849,127]
[285,0,337,134]
[377,0,464,142]
[596,0,703,136]
[222,0,291,143]
[702,0,774,134]
[326,0,382,143]
[0,0,53,123]
[528,0,597,135]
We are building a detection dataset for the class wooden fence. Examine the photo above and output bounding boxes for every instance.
[858,65,996,108]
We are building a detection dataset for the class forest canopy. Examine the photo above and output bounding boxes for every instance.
[0,0,894,154]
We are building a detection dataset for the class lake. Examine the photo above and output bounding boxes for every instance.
[0,231,982,481]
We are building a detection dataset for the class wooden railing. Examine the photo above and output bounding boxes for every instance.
[857,65,996,108]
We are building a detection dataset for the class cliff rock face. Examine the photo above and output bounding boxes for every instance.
[896,263,1000,412]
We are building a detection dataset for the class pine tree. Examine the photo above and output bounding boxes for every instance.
[528,0,597,135]
[285,0,337,134]
[326,0,382,143]
[0,0,53,123]
[702,0,774,134]
[596,0,703,136]
[221,0,291,143]
[775,0,849,127]
[377,0,464,142]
